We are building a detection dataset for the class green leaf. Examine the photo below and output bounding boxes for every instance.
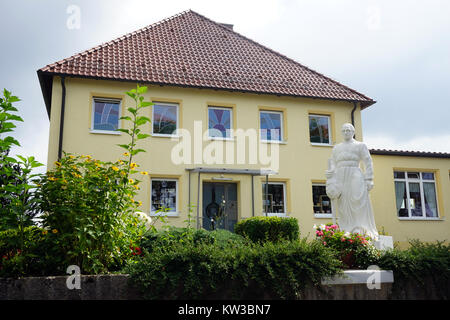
[140,102,153,108]
[119,116,132,121]
[127,107,137,115]
[137,86,148,94]
[137,133,151,140]
[117,128,130,134]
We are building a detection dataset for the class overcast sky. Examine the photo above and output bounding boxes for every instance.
[1,0,449,171]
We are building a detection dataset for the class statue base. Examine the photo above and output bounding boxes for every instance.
[373,235,394,250]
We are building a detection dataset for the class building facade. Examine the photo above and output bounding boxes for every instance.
[38,10,450,246]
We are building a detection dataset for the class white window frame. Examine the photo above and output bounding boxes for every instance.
[394,171,440,220]
[90,97,122,135]
[312,183,333,218]
[309,114,332,146]
[151,102,179,137]
[207,106,233,140]
[260,110,284,143]
[262,182,287,217]
[150,178,179,217]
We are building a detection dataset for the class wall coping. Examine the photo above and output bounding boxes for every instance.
[321,270,394,285]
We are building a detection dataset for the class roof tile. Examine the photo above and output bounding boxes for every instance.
[38,10,375,107]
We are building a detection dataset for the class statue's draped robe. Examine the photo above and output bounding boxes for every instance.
[328,140,379,239]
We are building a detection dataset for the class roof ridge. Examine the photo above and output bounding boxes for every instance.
[41,9,193,70]
[188,10,373,103]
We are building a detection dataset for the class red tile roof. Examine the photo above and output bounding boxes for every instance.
[370,149,450,158]
[38,9,375,113]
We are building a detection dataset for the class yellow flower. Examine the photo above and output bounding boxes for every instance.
[131,199,135,203]
[138,201,142,207]
[112,166,119,171]
[42,230,48,235]
[123,152,130,157]
[86,155,92,159]
[118,160,124,165]
[130,162,138,169]
[52,229,58,234]
[140,171,148,175]
[48,177,57,181]
[55,161,61,167]
[128,178,134,184]
[134,184,140,190]
[69,155,75,159]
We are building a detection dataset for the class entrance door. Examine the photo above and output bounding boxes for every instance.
[202,182,238,232]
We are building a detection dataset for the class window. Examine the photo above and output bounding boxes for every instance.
[312,184,332,216]
[150,179,178,216]
[92,98,121,133]
[152,102,179,136]
[208,106,232,138]
[262,182,286,216]
[309,114,331,144]
[260,110,283,141]
[394,171,439,219]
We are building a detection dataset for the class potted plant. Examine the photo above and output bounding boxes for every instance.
[313,223,372,269]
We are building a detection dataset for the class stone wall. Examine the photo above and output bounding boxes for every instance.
[0,274,446,300]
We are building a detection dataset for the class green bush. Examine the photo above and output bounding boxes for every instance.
[0,226,65,277]
[140,227,246,253]
[376,240,450,298]
[125,238,342,299]
[234,216,299,243]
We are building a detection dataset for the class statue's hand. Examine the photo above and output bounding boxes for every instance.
[366,180,374,191]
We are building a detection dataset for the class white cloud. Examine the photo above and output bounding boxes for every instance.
[364,133,450,153]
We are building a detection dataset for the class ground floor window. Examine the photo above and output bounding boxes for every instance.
[312,184,332,216]
[150,178,178,215]
[394,171,439,218]
[262,182,286,215]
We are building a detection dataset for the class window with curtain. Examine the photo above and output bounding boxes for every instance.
[394,171,439,218]
[208,106,232,138]
[92,98,121,132]
[152,103,178,135]
[260,111,283,141]
[309,114,331,144]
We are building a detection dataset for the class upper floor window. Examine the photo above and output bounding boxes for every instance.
[92,98,121,133]
[152,102,179,136]
[394,171,439,219]
[309,114,331,145]
[260,110,283,141]
[262,182,287,216]
[208,106,232,138]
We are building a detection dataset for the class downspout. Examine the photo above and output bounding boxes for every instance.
[351,101,357,139]
[58,76,66,161]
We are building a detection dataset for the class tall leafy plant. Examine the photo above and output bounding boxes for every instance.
[36,84,157,274]
[0,89,43,251]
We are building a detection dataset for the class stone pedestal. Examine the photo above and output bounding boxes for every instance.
[373,235,394,250]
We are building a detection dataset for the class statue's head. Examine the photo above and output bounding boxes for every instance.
[341,123,355,141]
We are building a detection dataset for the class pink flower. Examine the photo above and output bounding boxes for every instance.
[316,230,324,237]
[323,241,327,246]
[341,238,345,242]
[331,224,338,230]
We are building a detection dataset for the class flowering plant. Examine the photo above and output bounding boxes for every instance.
[314,223,373,268]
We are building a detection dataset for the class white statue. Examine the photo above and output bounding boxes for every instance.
[326,123,379,239]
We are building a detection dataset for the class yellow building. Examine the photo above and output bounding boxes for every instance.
[37,10,449,246]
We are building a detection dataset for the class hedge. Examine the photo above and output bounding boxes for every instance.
[234,216,299,243]
[125,238,342,299]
